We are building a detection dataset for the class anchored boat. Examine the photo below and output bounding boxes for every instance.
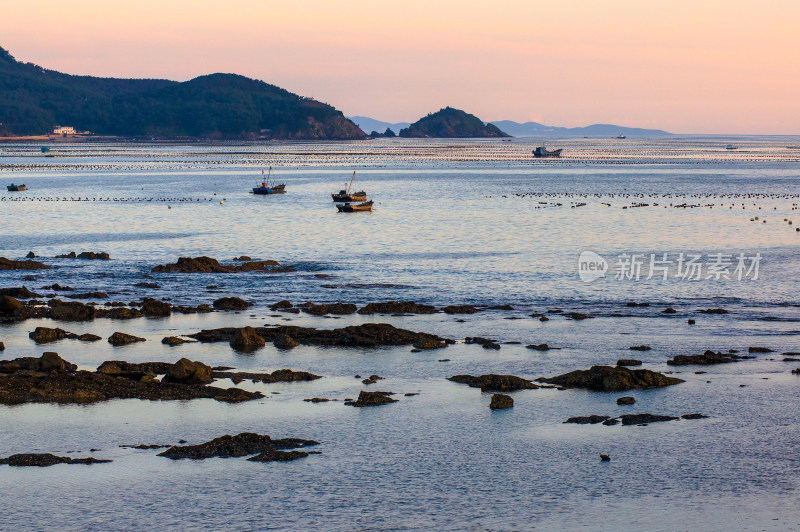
[252,167,286,195]
[7,184,27,191]
[532,146,563,158]
[337,200,373,212]
[332,171,366,202]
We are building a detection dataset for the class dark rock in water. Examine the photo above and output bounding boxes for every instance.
[539,316,550,322]
[616,359,643,367]
[748,346,773,353]
[230,326,266,352]
[247,449,309,462]
[687,319,696,325]
[413,337,448,350]
[662,307,677,314]
[42,283,74,292]
[526,343,551,351]
[108,332,146,346]
[134,282,160,289]
[667,350,754,366]
[233,256,252,261]
[273,334,300,350]
[698,308,728,314]
[626,302,649,307]
[567,312,591,320]
[190,323,451,349]
[0,352,75,373]
[345,390,398,407]
[270,300,293,310]
[157,432,318,460]
[29,327,70,344]
[465,337,500,350]
[0,295,23,316]
[489,393,513,409]
[76,252,110,260]
[152,256,281,274]
[0,342,4,351]
[0,453,111,467]
[564,415,609,424]
[629,345,651,351]
[304,397,331,403]
[357,301,437,315]
[119,444,171,450]
[96,360,173,379]
[785,357,800,362]
[163,358,213,385]
[490,304,514,311]
[600,454,611,461]
[26,252,35,258]
[67,291,109,300]
[618,413,678,425]
[140,300,172,317]
[449,374,538,392]
[56,252,77,258]
[213,297,253,311]
[540,365,683,392]
[442,305,479,314]
[0,286,42,299]
[301,302,357,316]
[791,368,800,375]
[162,336,191,346]
[681,413,708,419]
[617,396,636,405]
[602,418,620,426]
[78,333,101,342]
[0,257,51,271]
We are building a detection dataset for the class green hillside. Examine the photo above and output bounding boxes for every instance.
[0,46,364,139]
[399,107,510,138]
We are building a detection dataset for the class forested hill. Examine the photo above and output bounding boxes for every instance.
[399,107,510,138]
[0,46,365,139]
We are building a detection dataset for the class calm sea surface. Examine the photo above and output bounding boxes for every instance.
[1,138,800,531]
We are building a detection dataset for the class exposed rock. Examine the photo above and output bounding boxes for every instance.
[0,342,4,351]
[618,413,678,425]
[540,365,683,392]
[616,359,643,367]
[162,336,193,346]
[213,297,253,311]
[66,291,109,299]
[0,295,23,316]
[448,374,538,392]
[29,327,70,344]
[567,312,591,320]
[465,337,500,350]
[626,302,649,307]
[602,418,620,426]
[442,305,479,314]
[273,334,299,350]
[0,453,111,467]
[108,332,146,346]
[629,345,651,351]
[119,444,170,449]
[662,307,677,314]
[688,319,696,325]
[77,252,110,260]
[526,343,551,351]
[489,393,513,409]
[0,286,42,299]
[357,301,437,315]
[617,396,636,405]
[26,252,36,258]
[304,397,331,403]
[140,300,172,317]
[0,352,77,374]
[681,413,708,419]
[230,326,266,352]
[748,346,773,353]
[163,358,213,385]
[233,256,252,261]
[0,257,51,271]
[698,308,728,314]
[564,415,609,424]
[270,300,293,310]
[247,450,310,462]
[301,302,357,316]
[413,337,448,350]
[152,256,282,273]
[190,323,451,349]
[96,360,172,379]
[600,454,611,461]
[345,390,398,407]
[667,350,754,366]
[55,252,77,258]
[134,282,160,289]
[157,432,318,460]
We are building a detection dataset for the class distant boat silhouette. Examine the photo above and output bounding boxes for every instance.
[532,146,562,158]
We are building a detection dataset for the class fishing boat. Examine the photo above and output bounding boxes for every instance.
[252,167,286,195]
[7,184,27,191]
[532,146,563,158]
[332,171,367,202]
[616,133,627,139]
[40,147,54,157]
[337,200,373,212]
[726,144,737,150]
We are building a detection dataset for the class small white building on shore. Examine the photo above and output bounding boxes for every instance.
[53,125,76,135]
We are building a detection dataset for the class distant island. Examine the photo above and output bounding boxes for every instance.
[0,46,364,140]
[487,120,672,138]
[398,107,510,138]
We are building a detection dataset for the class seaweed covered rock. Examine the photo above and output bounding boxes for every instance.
[448,374,538,392]
[540,365,683,392]
[345,390,398,407]
[489,393,514,409]
[0,257,51,271]
[273,334,299,350]
[108,332,146,346]
[152,256,281,273]
[76,252,110,260]
[230,326,266,352]
[667,350,754,366]
[213,297,253,311]
[163,358,213,385]
[157,432,318,460]
[357,301,437,315]
[140,300,172,317]
[301,302,357,316]
[0,453,111,467]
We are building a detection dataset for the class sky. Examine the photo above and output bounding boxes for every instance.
[2,0,799,134]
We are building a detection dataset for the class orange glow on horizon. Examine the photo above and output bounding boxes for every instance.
[3,0,799,134]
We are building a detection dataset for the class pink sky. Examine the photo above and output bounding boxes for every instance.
[3,0,799,134]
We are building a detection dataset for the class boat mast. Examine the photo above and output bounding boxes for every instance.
[347,171,356,194]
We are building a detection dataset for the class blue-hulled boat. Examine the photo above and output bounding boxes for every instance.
[252,167,286,195]
[7,183,27,191]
